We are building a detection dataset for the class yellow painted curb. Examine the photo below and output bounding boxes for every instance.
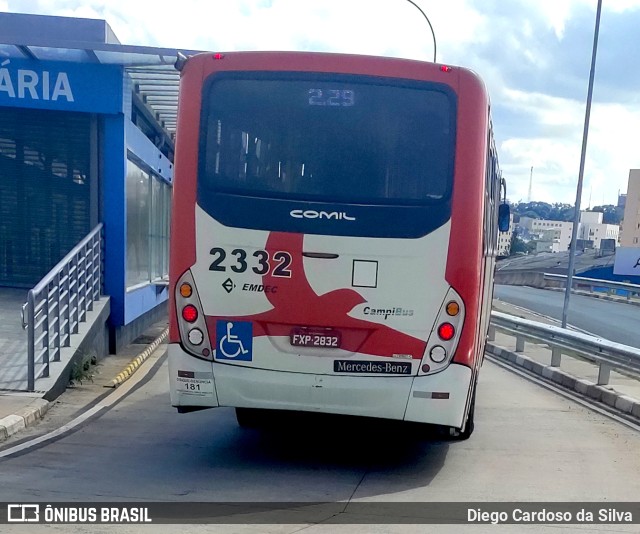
[107,328,168,388]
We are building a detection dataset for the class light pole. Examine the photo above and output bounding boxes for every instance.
[561,0,603,328]
[404,0,437,63]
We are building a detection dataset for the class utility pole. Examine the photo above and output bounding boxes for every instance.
[562,0,602,329]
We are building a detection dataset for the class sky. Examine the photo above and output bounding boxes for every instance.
[1,0,639,206]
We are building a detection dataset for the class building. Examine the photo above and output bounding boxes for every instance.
[615,169,640,279]
[577,210,619,250]
[534,228,564,253]
[620,169,640,247]
[579,211,603,225]
[517,211,618,254]
[518,217,574,252]
[0,13,197,351]
[496,215,513,257]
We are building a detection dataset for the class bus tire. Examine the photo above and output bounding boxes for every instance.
[235,407,261,428]
[448,387,476,440]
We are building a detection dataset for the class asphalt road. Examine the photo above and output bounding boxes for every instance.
[494,285,640,348]
[1,349,639,532]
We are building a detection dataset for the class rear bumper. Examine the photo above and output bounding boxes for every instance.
[168,343,472,428]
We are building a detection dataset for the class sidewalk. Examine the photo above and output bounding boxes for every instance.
[490,299,640,420]
[0,320,168,442]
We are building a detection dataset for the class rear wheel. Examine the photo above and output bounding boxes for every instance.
[235,407,261,428]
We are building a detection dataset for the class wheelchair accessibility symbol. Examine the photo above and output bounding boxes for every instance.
[216,320,253,361]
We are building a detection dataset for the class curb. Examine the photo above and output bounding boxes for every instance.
[0,399,51,442]
[487,343,640,421]
[107,328,168,388]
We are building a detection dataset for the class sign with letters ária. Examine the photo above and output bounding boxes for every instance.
[0,58,122,114]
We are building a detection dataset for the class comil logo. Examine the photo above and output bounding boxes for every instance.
[290,209,355,221]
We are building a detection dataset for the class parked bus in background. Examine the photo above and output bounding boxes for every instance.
[168,51,509,439]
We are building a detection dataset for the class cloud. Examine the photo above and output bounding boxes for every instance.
[498,89,640,204]
[4,0,640,205]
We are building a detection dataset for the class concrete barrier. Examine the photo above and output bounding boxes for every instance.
[494,270,548,288]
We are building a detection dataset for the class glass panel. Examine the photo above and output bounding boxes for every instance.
[150,176,163,280]
[95,50,170,65]
[164,186,171,277]
[126,160,150,288]
[29,47,90,62]
[0,44,24,60]
[200,75,454,205]
[127,165,171,286]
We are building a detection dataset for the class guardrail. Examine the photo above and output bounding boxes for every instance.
[544,273,640,301]
[489,310,640,386]
[21,224,103,392]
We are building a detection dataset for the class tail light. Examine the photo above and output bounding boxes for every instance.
[182,304,198,323]
[437,322,455,341]
[175,270,213,360]
[180,283,193,298]
[419,288,465,375]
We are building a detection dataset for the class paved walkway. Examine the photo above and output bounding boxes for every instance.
[1,318,168,441]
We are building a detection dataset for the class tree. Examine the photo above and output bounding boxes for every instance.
[511,201,575,222]
[548,203,574,221]
[509,233,536,256]
[590,205,622,225]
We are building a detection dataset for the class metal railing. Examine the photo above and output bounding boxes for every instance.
[21,224,103,392]
[544,273,640,301]
[489,310,640,386]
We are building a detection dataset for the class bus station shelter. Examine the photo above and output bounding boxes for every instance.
[0,12,199,360]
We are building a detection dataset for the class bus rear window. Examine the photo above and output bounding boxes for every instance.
[199,74,455,205]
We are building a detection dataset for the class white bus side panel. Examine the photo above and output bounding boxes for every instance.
[404,364,471,428]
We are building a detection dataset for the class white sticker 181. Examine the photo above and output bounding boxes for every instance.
[177,376,214,396]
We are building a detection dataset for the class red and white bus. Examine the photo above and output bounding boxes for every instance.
[168,51,509,439]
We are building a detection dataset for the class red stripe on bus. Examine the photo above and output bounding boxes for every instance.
[204,231,427,359]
